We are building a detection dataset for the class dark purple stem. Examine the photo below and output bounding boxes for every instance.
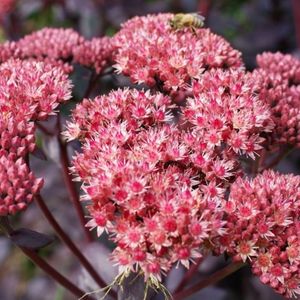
[174,257,203,294]
[0,217,95,300]
[173,262,245,300]
[56,117,93,243]
[35,194,117,298]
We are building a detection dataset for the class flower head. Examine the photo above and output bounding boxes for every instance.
[113,13,243,90]
[73,37,115,74]
[252,52,300,148]
[68,88,227,280]
[224,170,300,298]
[0,59,72,121]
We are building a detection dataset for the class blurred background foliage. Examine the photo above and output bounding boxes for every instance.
[0,1,299,300]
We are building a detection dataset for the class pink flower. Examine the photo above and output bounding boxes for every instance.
[0,59,72,157]
[68,88,228,279]
[67,82,271,281]
[17,28,83,61]
[0,153,43,216]
[0,59,72,121]
[113,13,243,90]
[224,170,300,298]
[252,52,300,148]
[73,37,115,74]
[0,28,84,73]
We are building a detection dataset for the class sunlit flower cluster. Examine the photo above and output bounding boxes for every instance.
[113,13,243,90]
[223,170,300,298]
[67,79,271,280]
[252,52,300,148]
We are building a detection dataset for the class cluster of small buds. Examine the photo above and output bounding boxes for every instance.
[222,170,300,298]
[252,52,300,148]
[0,28,115,74]
[0,153,43,216]
[73,37,115,74]
[0,114,35,157]
[67,83,271,281]
[113,13,243,90]
[0,0,15,21]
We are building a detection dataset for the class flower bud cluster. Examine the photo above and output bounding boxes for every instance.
[223,170,300,298]
[252,52,300,148]
[113,13,243,90]
[0,28,114,74]
[0,154,43,216]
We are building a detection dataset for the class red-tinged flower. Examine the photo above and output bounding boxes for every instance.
[68,88,229,281]
[225,170,300,298]
[73,37,115,74]
[0,154,43,216]
[113,13,243,91]
[0,59,72,121]
[252,52,300,148]
[17,28,84,61]
[0,113,36,156]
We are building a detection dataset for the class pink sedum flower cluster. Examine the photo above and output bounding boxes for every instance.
[223,170,300,298]
[0,28,114,74]
[73,37,114,74]
[0,59,72,215]
[67,78,271,281]
[113,13,243,90]
[252,52,300,148]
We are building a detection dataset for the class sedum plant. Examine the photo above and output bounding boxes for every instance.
[1,12,300,300]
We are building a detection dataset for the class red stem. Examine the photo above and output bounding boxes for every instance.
[173,262,245,300]
[0,217,94,300]
[35,195,117,298]
[21,247,95,300]
[37,122,56,136]
[174,257,203,293]
[57,118,93,243]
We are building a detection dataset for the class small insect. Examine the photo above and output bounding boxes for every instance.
[169,13,205,33]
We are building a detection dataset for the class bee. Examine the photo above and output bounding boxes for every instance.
[169,13,205,33]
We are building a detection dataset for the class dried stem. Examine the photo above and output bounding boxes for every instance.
[172,262,245,300]
[35,194,117,298]
[56,117,93,243]
[0,217,95,300]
